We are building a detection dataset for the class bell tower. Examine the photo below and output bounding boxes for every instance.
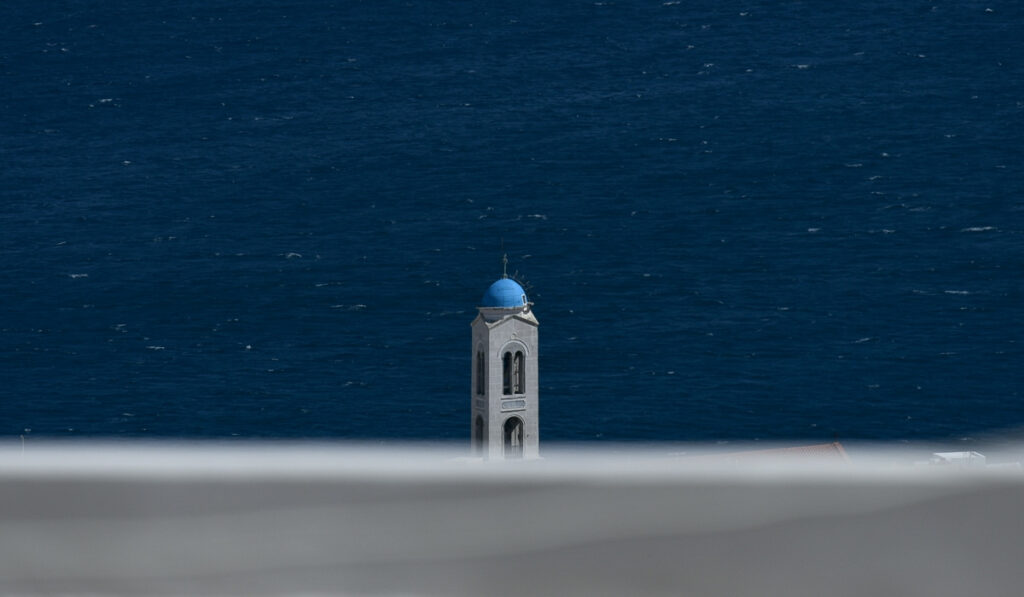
[470,263,539,460]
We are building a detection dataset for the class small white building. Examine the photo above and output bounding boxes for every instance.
[930,451,987,468]
[470,272,539,460]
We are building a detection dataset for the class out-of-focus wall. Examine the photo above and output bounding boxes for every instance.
[0,444,1021,596]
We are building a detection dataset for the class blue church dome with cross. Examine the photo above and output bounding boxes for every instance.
[482,278,528,308]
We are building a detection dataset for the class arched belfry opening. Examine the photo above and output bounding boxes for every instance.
[501,349,526,395]
[470,263,540,460]
[513,351,524,394]
[503,417,524,459]
[502,352,513,395]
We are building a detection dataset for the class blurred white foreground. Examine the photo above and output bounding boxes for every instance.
[1,442,1022,596]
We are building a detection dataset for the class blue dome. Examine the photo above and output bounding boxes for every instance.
[482,278,528,308]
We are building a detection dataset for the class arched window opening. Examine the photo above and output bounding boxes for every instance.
[513,351,525,394]
[503,417,523,459]
[475,351,485,395]
[502,352,512,395]
[474,416,485,456]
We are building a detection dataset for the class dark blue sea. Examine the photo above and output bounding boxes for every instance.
[3,0,1023,444]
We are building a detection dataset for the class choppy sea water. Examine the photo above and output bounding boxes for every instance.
[2,0,1023,443]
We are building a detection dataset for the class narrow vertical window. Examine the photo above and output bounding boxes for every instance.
[475,351,485,395]
[513,351,524,394]
[474,416,485,455]
[502,352,512,395]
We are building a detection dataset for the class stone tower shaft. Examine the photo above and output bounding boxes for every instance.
[470,278,539,460]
